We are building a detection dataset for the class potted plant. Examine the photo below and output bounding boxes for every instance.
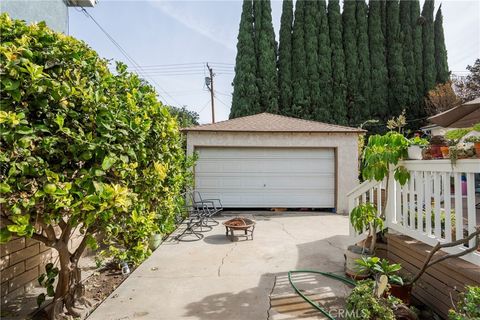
[445,129,471,163]
[428,135,448,159]
[407,137,429,160]
[346,279,415,320]
[465,136,480,158]
[355,257,413,305]
[346,203,383,279]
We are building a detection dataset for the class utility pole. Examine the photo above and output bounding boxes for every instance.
[206,63,215,123]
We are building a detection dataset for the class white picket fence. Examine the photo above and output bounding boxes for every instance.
[347,159,480,266]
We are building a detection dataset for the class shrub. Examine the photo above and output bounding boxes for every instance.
[449,286,480,320]
[0,13,193,317]
[346,280,402,320]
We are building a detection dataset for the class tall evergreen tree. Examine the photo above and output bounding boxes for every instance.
[411,0,424,104]
[304,1,321,119]
[291,0,308,116]
[356,0,371,123]
[342,0,359,125]
[434,5,449,83]
[368,0,388,120]
[380,0,387,40]
[422,0,436,93]
[254,0,279,113]
[327,0,347,124]
[386,0,407,116]
[277,0,294,115]
[315,0,333,122]
[399,0,418,113]
[230,0,260,118]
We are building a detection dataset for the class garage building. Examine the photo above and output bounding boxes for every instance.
[184,113,364,213]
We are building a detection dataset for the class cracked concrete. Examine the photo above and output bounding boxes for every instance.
[88,212,351,320]
[218,243,237,277]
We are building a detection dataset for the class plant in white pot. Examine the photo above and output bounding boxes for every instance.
[407,136,429,160]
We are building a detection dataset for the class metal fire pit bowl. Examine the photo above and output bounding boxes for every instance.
[223,217,256,241]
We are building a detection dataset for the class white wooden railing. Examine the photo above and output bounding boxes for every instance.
[348,159,480,266]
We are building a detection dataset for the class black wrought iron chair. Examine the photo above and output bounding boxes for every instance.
[191,191,222,226]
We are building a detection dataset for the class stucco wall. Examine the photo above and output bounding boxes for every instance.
[1,0,69,34]
[186,131,361,213]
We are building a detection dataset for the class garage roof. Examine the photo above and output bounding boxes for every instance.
[183,112,365,133]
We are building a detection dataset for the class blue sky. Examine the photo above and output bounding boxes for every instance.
[69,0,480,124]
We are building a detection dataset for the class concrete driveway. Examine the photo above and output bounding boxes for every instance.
[87,213,353,320]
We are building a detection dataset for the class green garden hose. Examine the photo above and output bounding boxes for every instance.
[287,270,356,320]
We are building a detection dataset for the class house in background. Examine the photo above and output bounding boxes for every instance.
[1,0,96,34]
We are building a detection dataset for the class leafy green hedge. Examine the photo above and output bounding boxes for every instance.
[0,13,193,266]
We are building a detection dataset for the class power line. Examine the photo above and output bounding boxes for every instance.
[79,7,183,107]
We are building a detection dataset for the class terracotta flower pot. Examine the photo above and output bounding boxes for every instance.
[390,283,413,305]
[475,142,480,159]
[429,145,443,159]
[440,146,450,159]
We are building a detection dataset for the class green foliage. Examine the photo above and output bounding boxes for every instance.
[315,0,333,122]
[304,1,320,120]
[362,132,410,184]
[434,5,449,84]
[291,0,307,117]
[350,203,383,235]
[400,0,420,120]
[277,0,293,116]
[445,129,471,145]
[167,106,199,128]
[409,136,429,146]
[230,0,260,118]
[386,0,407,116]
[346,280,402,320]
[448,286,480,320]
[355,257,404,285]
[411,0,426,120]
[422,0,436,93]
[0,13,193,268]
[355,0,371,124]
[328,0,347,125]
[37,263,59,307]
[254,0,278,114]
[342,0,358,125]
[368,0,388,121]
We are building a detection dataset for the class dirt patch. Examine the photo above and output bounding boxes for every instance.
[83,265,131,310]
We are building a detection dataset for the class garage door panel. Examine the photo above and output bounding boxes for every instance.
[194,147,335,208]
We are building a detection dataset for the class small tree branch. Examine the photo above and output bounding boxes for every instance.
[408,228,480,285]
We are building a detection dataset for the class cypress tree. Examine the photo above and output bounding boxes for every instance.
[277,0,293,115]
[254,0,279,113]
[230,0,260,118]
[304,1,321,119]
[434,5,449,84]
[380,0,387,40]
[411,0,424,103]
[422,0,436,93]
[328,0,347,124]
[368,0,388,120]
[291,0,308,117]
[342,0,359,125]
[400,0,418,114]
[386,0,407,116]
[356,0,371,123]
[315,0,333,122]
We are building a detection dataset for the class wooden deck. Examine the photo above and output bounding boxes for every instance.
[387,233,480,317]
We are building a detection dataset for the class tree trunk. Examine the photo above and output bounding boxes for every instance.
[49,244,85,320]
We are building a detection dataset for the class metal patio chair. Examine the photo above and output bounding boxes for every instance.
[191,191,223,226]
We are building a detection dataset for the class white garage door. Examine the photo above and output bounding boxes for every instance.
[194,147,335,208]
